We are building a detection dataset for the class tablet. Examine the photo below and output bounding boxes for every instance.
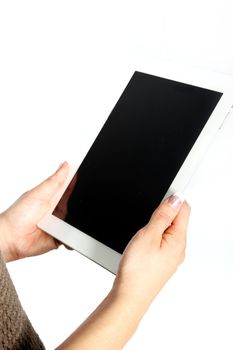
[38,66,233,274]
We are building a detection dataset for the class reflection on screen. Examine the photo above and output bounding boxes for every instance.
[53,71,222,253]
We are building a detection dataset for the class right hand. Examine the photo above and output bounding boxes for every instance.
[56,193,191,350]
[113,193,191,309]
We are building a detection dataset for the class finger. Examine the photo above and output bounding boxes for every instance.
[30,161,69,200]
[145,192,185,244]
[166,201,191,240]
[53,173,78,220]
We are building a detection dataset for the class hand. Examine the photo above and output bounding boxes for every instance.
[56,193,191,350]
[0,162,69,262]
[113,193,191,310]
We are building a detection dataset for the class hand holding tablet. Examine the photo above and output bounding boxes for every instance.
[2,64,233,350]
[0,167,190,349]
[0,162,69,262]
[56,190,191,350]
[112,192,190,308]
[38,66,233,273]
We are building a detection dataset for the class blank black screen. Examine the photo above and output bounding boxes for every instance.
[53,71,222,253]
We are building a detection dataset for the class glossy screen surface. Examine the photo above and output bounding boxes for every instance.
[53,71,222,253]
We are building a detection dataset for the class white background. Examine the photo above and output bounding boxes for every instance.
[0,1,233,349]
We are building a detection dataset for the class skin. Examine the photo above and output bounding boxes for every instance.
[0,162,70,262]
[0,162,191,349]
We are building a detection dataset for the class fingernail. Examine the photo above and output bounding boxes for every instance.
[168,192,185,209]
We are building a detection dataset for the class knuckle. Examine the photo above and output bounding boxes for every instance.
[156,209,173,225]
[177,238,186,252]
[172,245,186,266]
[20,190,30,199]
[136,228,146,240]
[48,174,57,183]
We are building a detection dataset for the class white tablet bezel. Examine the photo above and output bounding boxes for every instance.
[38,64,233,274]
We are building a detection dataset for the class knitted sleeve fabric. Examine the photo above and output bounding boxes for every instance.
[0,252,45,350]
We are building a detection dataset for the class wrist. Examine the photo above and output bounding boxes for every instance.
[111,270,169,314]
[110,281,152,320]
[0,214,14,262]
[91,287,148,348]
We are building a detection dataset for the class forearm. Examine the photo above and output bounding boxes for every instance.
[55,288,149,350]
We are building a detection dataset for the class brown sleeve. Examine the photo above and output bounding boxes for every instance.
[0,252,45,350]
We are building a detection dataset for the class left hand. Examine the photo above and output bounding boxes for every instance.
[0,162,69,262]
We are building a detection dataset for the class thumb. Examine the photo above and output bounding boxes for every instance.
[2,162,70,232]
[145,192,185,244]
[30,161,69,202]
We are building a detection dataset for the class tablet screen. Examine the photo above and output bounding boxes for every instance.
[53,71,222,253]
